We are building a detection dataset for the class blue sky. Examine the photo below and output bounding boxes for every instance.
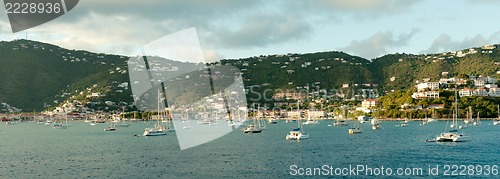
[1,0,500,61]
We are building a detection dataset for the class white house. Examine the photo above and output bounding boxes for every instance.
[361,99,379,108]
[459,88,473,97]
[473,88,488,96]
[489,87,500,97]
[474,79,485,87]
[411,91,439,99]
[416,82,439,91]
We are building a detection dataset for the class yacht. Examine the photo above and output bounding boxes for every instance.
[286,101,309,140]
[144,90,169,136]
[285,127,309,140]
[494,105,500,125]
[267,118,278,124]
[349,118,362,134]
[435,90,469,142]
[348,127,362,134]
[243,124,263,133]
[397,120,409,127]
[302,111,319,125]
[143,128,167,136]
[371,118,381,130]
[436,132,468,142]
[333,120,348,126]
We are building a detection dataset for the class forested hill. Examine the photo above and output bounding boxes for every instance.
[1,39,499,112]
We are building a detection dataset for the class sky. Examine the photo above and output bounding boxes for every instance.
[1,0,500,62]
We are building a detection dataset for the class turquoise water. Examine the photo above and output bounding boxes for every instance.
[0,121,499,178]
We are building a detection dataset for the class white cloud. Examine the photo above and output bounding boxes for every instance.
[341,29,419,59]
[421,32,500,54]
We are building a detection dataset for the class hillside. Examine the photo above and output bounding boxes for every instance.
[370,45,500,92]
[0,39,499,112]
[0,39,130,111]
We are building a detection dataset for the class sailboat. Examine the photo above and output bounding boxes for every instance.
[267,117,278,124]
[115,109,132,127]
[435,90,469,142]
[143,90,168,136]
[494,105,500,125]
[303,110,319,125]
[473,112,481,126]
[104,123,116,131]
[464,107,473,124]
[427,108,436,123]
[349,117,362,134]
[371,117,381,130]
[421,114,428,126]
[286,101,309,140]
[53,115,69,129]
[332,107,348,126]
[243,105,263,133]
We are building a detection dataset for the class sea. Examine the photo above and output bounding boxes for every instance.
[0,120,499,178]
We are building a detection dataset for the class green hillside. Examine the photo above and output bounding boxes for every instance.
[0,39,129,111]
[0,39,499,112]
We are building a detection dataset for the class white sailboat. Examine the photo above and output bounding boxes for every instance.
[473,112,481,126]
[332,107,348,126]
[371,117,381,130]
[286,101,309,140]
[302,110,319,125]
[104,123,116,131]
[427,108,436,123]
[494,105,500,125]
[143,90,168,136]
[435,90,469,142]
[267,117,278,124]
[349,118,362,134]
[53,115,69,129]
[333,120,348,126]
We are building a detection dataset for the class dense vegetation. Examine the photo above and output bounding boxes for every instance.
[1,40,499,113]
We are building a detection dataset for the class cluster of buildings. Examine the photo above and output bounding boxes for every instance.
[412,75,500,99]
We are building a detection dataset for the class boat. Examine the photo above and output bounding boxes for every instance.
[332,107,349,127]
[371,117,381,130]
[243,124,263,133]
[302,111,319,125]
[473,112,481,126]
[286,101,309,140]
[358,116,370,124]
[493,105,500,125]
[267,118,278,124]
[397,120,409,127]
[435,90,469,142]
[53,115,70,129]
[104,127,116,131]
[421,113,428,126]
[143,90,168,136]
[244,105,265,133]
[116,123,131,127]
[285,127,309,140]
[348,118,362,134]
[333,120,348,126]
[143,128,167,136]
[427,108,436,123]
[464,106,473,124]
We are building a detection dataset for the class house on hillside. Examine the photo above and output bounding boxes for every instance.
[459,88,473,97]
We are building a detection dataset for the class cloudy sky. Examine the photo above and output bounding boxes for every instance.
[1,0,500,61]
